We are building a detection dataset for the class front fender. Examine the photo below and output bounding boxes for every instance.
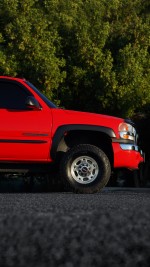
[50,124,116,159]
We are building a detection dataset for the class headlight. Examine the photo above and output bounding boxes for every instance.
[119,122,136,141]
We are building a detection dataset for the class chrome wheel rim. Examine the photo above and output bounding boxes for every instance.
[70,156,99,184]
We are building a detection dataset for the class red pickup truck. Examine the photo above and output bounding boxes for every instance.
[0,76,144,193]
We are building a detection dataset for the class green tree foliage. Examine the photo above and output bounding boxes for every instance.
[0,0,149,117]
[0,0,65,102]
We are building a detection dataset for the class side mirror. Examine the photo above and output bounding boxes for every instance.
[26,96,42,110]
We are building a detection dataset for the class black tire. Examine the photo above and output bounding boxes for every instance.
[60,144,111,193]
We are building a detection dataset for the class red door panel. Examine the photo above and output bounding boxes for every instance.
[0,79,53,162]
[0,109,52,161]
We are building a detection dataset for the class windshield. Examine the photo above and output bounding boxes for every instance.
[25,81,57,108]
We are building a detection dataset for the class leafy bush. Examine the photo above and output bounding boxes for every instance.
[0,0,149,117]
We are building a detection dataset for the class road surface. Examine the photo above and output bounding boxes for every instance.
[0,178,150,267]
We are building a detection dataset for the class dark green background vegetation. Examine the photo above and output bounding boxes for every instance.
[0,0,150,118]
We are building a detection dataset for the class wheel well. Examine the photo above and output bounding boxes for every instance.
[56,130,114,167]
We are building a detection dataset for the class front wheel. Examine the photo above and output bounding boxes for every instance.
[60,144,111,193]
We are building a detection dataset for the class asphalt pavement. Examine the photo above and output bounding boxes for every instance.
[0,178,150,267]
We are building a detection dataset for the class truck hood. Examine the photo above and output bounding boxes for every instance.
[52,108,124,138]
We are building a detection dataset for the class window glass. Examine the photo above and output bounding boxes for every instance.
[0,82,31,109]
[25,81,57,108]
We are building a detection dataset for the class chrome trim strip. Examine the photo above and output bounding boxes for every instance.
[120,144,139,151]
